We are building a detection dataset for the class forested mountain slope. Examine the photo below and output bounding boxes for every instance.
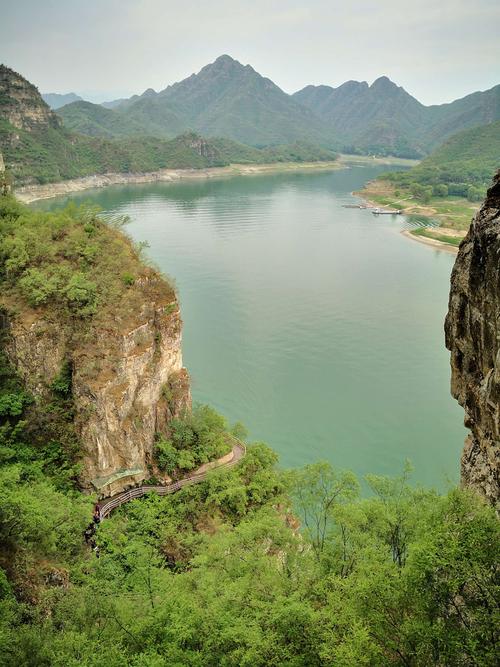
[294,78,500,156]
[113,54,338,147]
[0,64,336,185]
[66,55,499,159]
[383,120,500,196]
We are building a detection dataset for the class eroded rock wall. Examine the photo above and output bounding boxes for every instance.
[445,172,500,507]
[3,273,190,496]
[0,64,60,132]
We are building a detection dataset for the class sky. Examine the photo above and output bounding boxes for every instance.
[1,0,499,105]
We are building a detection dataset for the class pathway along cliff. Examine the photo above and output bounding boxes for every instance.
[96,438,246,520]
[446,170,500,508]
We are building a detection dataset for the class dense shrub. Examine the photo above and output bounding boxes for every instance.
[155,404,232,474]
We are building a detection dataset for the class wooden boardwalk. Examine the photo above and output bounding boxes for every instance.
[96,438,246,520]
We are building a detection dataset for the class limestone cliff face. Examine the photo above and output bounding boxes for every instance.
[3,271,190,496]
[0,64,60,132]
[445,172,500,507]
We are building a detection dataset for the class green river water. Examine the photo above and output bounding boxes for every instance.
[40,165,466,488]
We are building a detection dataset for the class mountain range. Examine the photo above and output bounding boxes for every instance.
[55,55,500,158]
[386,119,500,192]
[0,64,336,185]
[70,54,336,147]
[2,56,499,186]
[294,77,500,156]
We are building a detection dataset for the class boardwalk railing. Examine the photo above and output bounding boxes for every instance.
[97,439,246,520]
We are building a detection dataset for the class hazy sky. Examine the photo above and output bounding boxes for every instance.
[2,0,499,105]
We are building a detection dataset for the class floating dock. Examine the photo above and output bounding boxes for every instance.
[372,208,402,215]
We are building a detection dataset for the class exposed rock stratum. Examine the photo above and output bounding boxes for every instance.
[445,171,500,507]
[2,270,190,497]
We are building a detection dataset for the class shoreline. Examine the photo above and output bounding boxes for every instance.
[401,229,459,254]
[15,160,341,204]
[355,182,469,253]
[15,154,419,204]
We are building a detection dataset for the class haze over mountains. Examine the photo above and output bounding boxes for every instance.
[294,77,500,156]
[61,55,335,147]
[2,54,498,188]
[0,64,336,185]
[54,54,500,158]
[42,92,83,109]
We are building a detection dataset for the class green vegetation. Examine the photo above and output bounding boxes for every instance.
[57,100,163,138]
[1,412,498,665]
[411,227,463,247]
[155,404,232,475]
[95,56,500,158]
[0,120,337,186]
[0,194,498,665]
[0,122,222,185]
[294,77,500,157]
[0,62,337,186]
[359,121,499,241]
[211,137,337,164]
[68,55,338,148]
[0,196,167,322]
[0,323,82,489]
[0,196,151,488]
[383,121,500,201]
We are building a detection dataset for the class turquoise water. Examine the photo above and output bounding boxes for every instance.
[40,166,466,487]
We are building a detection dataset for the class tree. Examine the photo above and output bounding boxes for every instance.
[433,183,448,197]
[364,462,432,567]
[287,462,359,560]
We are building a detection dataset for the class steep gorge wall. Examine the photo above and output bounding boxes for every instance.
[2,272,190,497]
[445,172,500,507]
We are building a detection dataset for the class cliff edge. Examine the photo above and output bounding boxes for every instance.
[0,199,190,497]
[445,171,500,506]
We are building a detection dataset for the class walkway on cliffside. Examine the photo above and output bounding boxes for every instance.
[95,438,246,521]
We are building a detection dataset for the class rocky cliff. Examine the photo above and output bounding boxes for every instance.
[445,171,500,507]
[2,268,190,497]
[0,64,60,132]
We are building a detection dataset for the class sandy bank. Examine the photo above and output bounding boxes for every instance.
[401,229,459,254]
[356,179,470,253]
[15,161,341,204]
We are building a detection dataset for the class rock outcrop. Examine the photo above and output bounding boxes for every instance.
[2,270,191,497]
[181,132,220,159]
[0,64,60,132]
[445,172,500,507]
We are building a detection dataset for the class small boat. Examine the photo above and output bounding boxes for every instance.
[371,208,402,215]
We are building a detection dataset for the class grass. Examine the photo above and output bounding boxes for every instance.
[410,227,463,247]
[359,180,478,231]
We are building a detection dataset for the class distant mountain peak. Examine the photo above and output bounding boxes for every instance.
[337,80,369,92]
[42,91,83,110]
[214,54,238,65]
[370,75,397,90]
[208,54,249,73]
